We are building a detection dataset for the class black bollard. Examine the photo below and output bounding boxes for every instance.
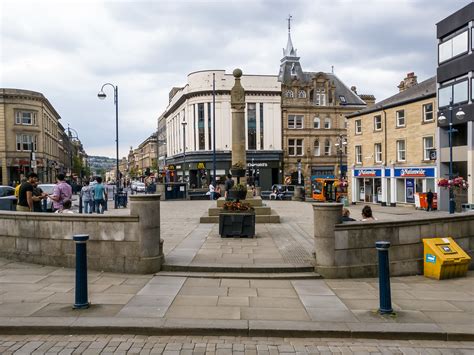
[79,195,83,214]
[376,241,393,314]
[73,234,90,309]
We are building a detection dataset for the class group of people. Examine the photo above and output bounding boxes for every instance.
[341,205,377,222]
[16,173,73,213]
[79,177,108,214]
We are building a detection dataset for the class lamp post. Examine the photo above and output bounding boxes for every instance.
[181,120,187,184]
[334,135,347,179]
[438,100,465,214]
[97,83,120,206]
[212,73,217,185]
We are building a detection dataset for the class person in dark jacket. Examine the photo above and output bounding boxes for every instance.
[426,189,434,211]
[341,208,356,222]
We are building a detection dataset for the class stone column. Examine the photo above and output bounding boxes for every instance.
[230,68,246,185]
[129,194,164,273]
[313,203,342,277]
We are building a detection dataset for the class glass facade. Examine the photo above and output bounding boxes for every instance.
[247,103,256,150]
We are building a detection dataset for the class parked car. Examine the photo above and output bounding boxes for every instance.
[0,185,17,210]
[38,184,56,212]
[131,181,146,192]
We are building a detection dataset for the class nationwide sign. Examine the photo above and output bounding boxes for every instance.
[355,169,380,177]
[394,167,435,178]
[400,168,426,177]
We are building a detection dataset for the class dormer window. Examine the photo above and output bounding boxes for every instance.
[285,90,294,98]
[315,89,326,106]
[339,95,346,104]
[298,90,306,99]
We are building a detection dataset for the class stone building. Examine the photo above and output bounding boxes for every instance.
[136,133,158,177]
[278,26,369,196]
[346,74,437,206]
[160,70,282,190]
[0,88,66,185]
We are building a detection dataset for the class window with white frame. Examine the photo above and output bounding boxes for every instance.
[438,28,468,64]
[16,134,37,151]
[396,110,405,127]
[423,136,434,161]
[313,139,320,156]
[15,111,37,125]
[324,139,331,156]
[288,115,303,129]
[298,90,306,98]
[315,89,326,106]
[374,143,382,163]
[355,145,362,164]
[355,119,362,134]
[324,117,331,129]
[397,140,406,161]
[313,117,320,129]
[285,90,294,98]
[374,115,382,131]
[288,138,303,156]
[423,103,433,122]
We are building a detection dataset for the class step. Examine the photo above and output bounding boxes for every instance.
[200,211,280,223]
[161,264,314,273]
[155,271,322,279]
[208,206,272,216]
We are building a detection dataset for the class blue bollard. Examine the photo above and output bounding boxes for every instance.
[73,234,90,309]
[376,241,393,314]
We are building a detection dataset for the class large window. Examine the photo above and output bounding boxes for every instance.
[438,28,468,64]
[313,117,320,129]
[423,103,433,122]
[208,103,212,150]
[298,90,306,98]
[193,104,197,151]
[315,89,326,106]
[423,136,434,161]
[374,115,382,131]
[355,145,362,164]
[198,103,205,150]
[288,139,303,156]
[438,77,469,107]
[247,103,257,150]
[16,134,37,151]
[374,143,382,163]
[324,139,331,156]
[313,139,320,156]
[15,111,37,125]
[396,110,405,127]
[355,119,362,134]
[288,114,303,129]
[397,140,406,161]
[324,117,331,129]
[259,103,264,150]
[285,90,294,98]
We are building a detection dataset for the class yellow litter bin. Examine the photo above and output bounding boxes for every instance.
[423,237,471,280]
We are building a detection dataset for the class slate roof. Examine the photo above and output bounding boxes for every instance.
[346,76,436,118]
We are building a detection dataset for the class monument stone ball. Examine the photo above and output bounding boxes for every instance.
[233,68,243,78]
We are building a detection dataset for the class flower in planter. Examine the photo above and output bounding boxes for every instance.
[437,177,469,190]
[222,201,254,211]
[231,183,247,192]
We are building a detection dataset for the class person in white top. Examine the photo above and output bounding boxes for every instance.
[208,183,215,200]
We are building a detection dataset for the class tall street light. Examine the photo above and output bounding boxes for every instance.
[438,100,465,214]
[334,135,347,180]
[97,83,120,200]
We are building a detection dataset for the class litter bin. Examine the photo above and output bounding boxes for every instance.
[422,237,471,280]
[114,191,128,208]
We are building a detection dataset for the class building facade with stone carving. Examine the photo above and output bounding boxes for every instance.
[278,28,370,197]
[160,70,282,190]
[346,74,437,206]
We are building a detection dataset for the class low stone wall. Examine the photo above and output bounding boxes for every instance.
[313,203,474,278]
[0,195,164,274]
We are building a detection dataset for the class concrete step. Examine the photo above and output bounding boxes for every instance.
[216,197,263,207]
[155,270,322,279]
[208,206,272,216]
[200,211,280,223]
[161,264,315,273]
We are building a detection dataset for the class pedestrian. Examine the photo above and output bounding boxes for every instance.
[361,205,377,221]
[208,182,215,200]
[49,173,73,212]
[224,173,234,200]
[341,208,356,222]
[426,189,434,212]
[55,199,73,214]
[92,176,108,214]
[32,180,48,212]
[14,177,26,199]
[80,180,93,214]
[16,173,38,212]
[215,184,222,199]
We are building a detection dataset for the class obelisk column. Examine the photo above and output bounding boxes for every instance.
[230,68,246,185]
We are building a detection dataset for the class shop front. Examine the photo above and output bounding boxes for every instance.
[391,166,436,205]
[352,168,383,203]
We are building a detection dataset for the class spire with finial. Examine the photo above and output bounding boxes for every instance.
[283,14,297,57]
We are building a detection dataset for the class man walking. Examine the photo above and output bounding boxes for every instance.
[427,189,434,211]
[224,173,234,200]
[93,177,108,214]
[50,173,73,212]
[16,173,38,212]
[80,180,93,214]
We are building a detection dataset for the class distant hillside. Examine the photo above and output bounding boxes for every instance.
[88,156,116,174]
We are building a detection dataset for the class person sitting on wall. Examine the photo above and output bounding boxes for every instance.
[55,199,74,214]
[276,186,285,200]
[361,205,377,221]
[341,208,355,222]
[269,186,278,200]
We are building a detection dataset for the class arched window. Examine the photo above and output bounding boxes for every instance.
[324,139,331,155]
[298,90,306,98]
[285,90,294,98]
[313,117,320,129]
[313,139,320,156]
[324,117,331,129]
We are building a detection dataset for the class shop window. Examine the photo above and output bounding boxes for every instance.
[397,140,406,161]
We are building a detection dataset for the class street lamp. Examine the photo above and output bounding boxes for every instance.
[181,120,187,184]
[97,83,120,203]
[334,135,347,179]
[438,100,465,214]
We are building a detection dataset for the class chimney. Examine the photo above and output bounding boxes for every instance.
[359,94,376,107]
[169,87,182,102]
[397,72,418,92]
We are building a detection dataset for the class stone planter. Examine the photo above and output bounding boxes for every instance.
[230,168,246,177]
[228,189,247,201]
[219,211,255,238]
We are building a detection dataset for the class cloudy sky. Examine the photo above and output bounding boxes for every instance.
[1,0,469,158]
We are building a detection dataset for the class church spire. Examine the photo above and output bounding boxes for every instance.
[283,15,297,57]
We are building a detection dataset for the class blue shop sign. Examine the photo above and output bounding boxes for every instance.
[354,168,382,177]
[394,167,435,178]
[384,169,391,177]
